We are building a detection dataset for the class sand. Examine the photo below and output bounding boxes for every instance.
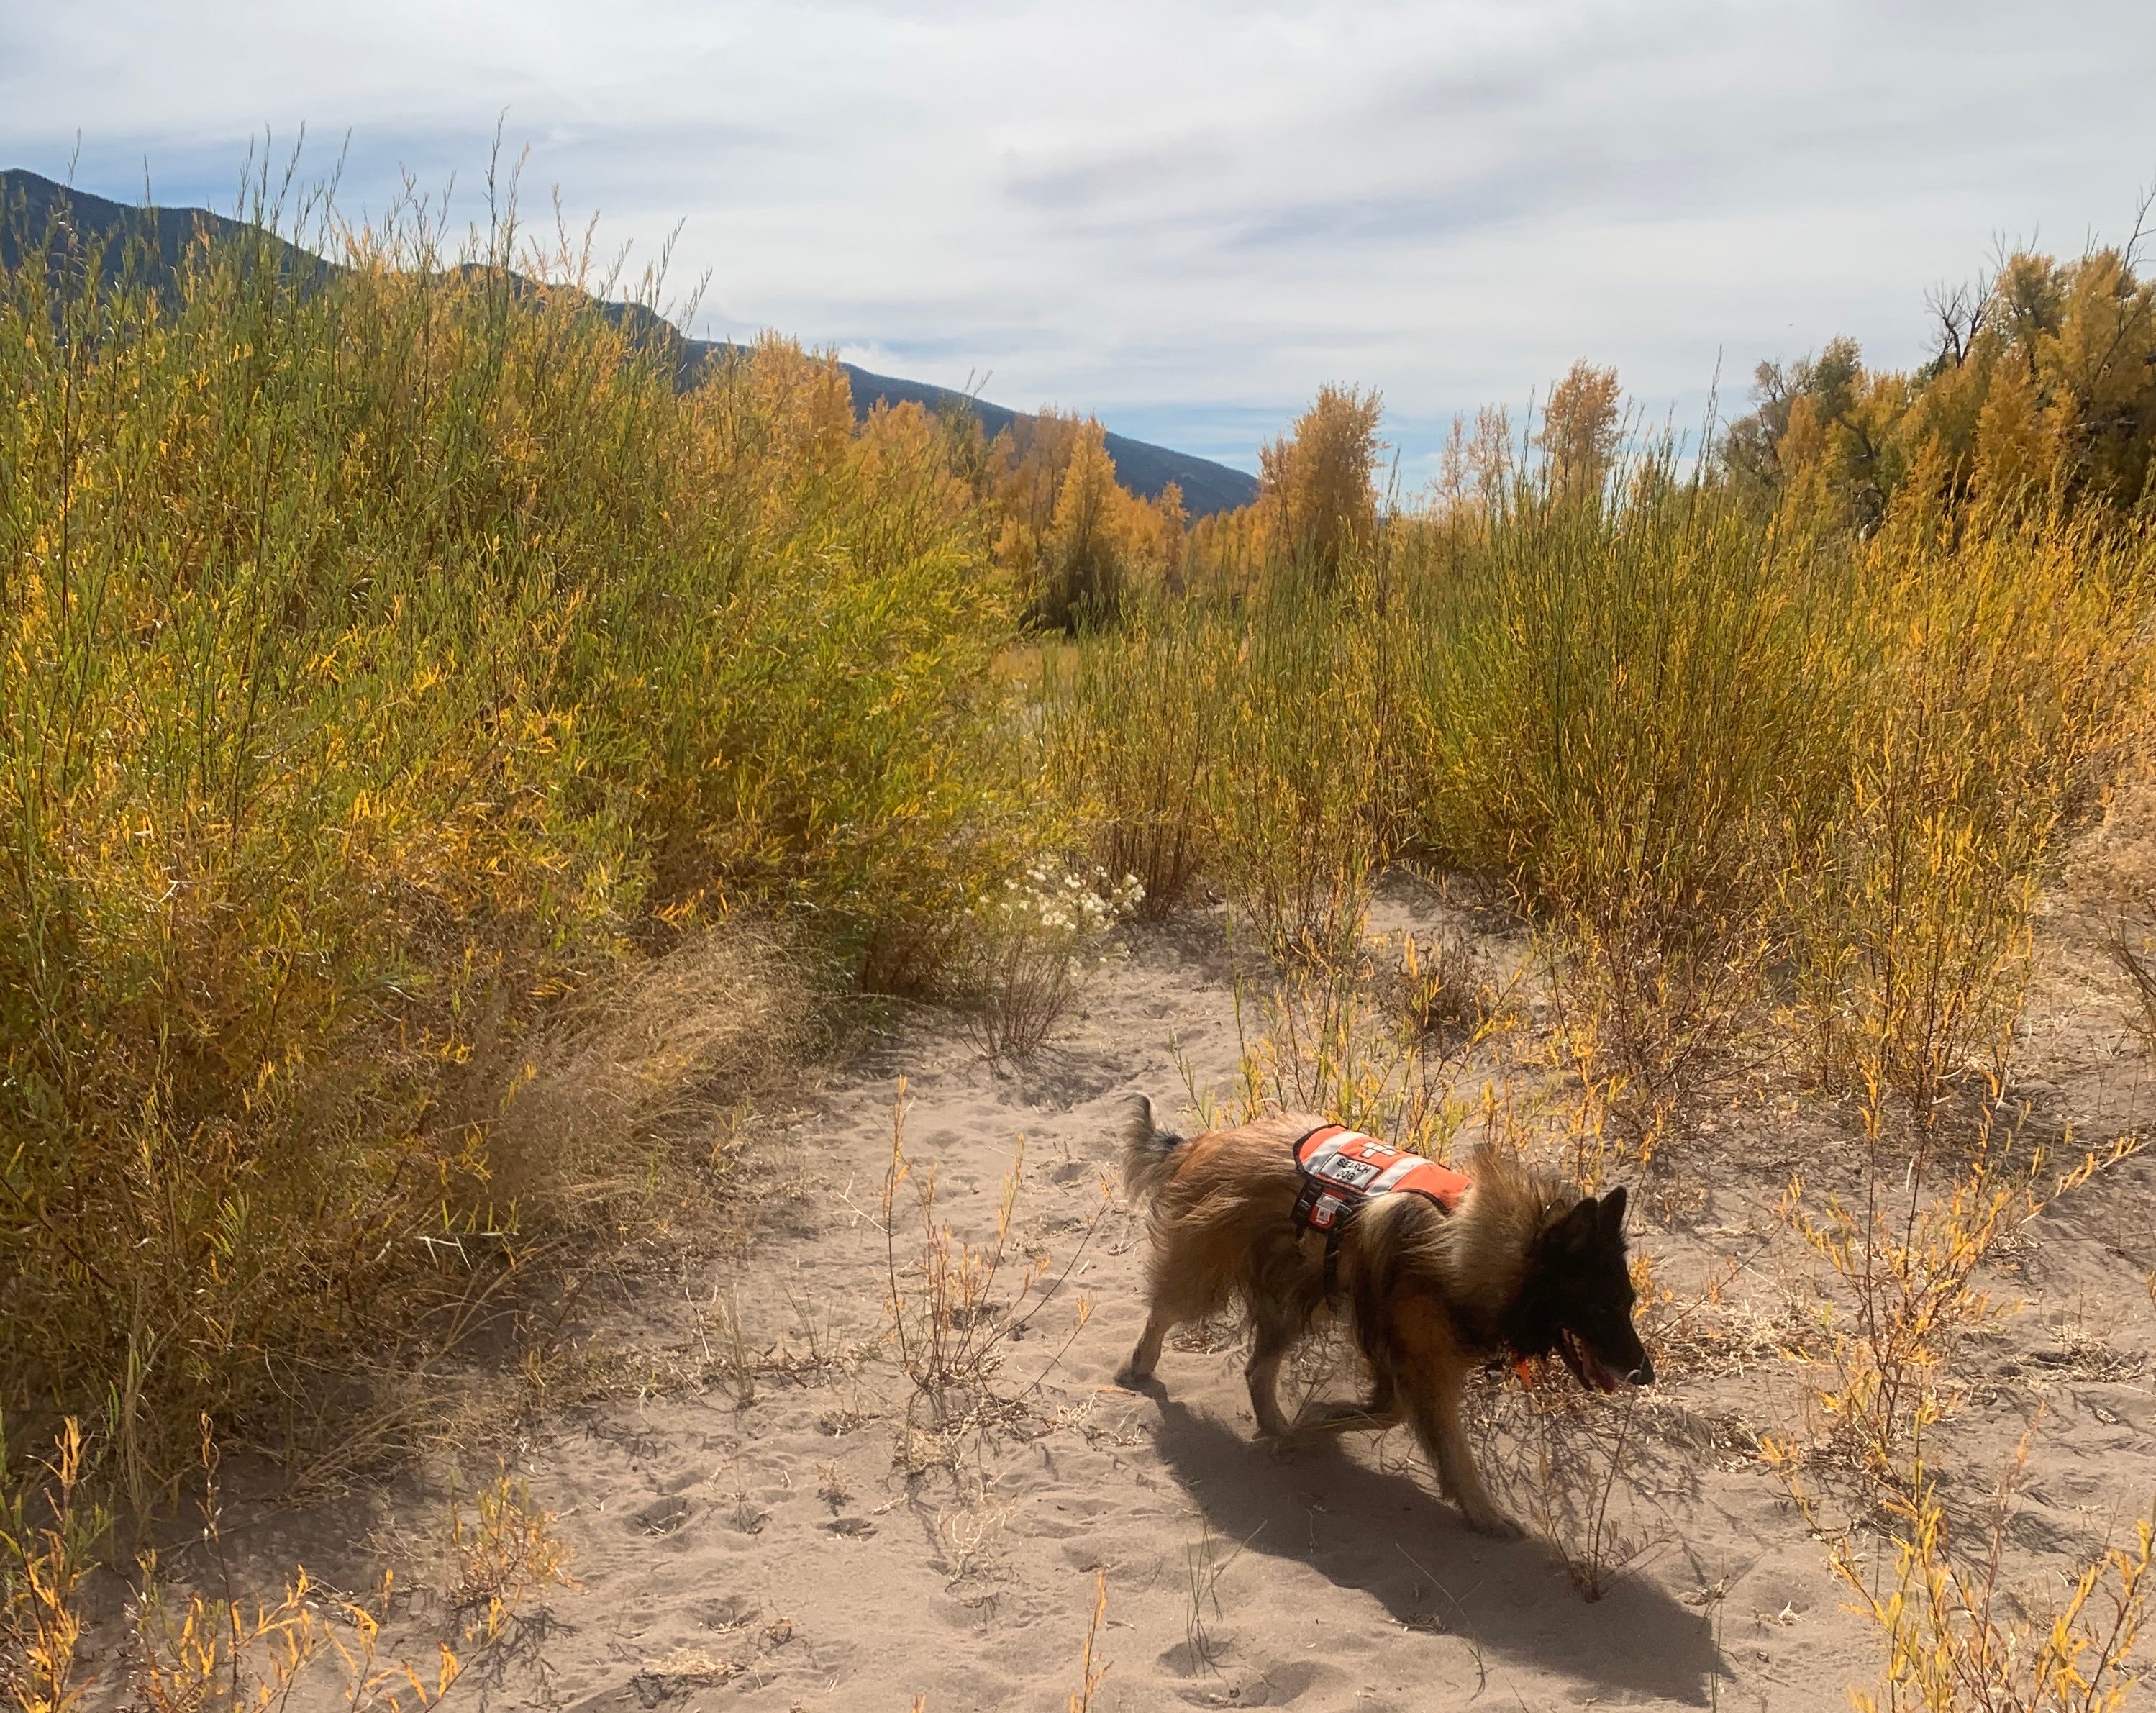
[80,830,2156,1712]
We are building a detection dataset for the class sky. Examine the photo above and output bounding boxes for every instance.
[4,0,2152,481]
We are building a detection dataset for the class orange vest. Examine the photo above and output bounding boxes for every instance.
[1293,1128,1534,1383]
[1291,1124,1470,1304]
[1293,1113,1465,1225]
[1291,1124,1471,1237]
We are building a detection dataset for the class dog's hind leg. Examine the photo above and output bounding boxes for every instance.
[1118,1247,1230,1388]
[1117,1216,1232,1389]
[1116,1309,1173,1387]
[1244,1313,1298,1438]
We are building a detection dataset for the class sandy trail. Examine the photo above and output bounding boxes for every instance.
[478,884,2016,1713]
[120,858,2156,1713]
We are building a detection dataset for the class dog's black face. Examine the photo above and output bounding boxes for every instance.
[1506,1188,1653,1393]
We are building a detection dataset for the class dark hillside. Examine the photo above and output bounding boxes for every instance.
[819,360,1257,515]
[0,168,330,293]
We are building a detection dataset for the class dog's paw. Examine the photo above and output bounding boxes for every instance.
[1463,1507,1525,1541]
[1112,1363,1160,1393]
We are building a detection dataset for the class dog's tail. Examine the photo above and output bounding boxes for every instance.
[1119,1094,1188,1207]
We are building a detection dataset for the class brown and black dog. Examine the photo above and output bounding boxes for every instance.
[1116,1098,1652,1537]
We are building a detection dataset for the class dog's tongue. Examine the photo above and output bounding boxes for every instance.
[1565,1329,1621,1394]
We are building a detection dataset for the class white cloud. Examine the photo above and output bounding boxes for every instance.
[5,0,2152,478]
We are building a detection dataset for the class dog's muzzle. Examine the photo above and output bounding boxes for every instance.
[1560,1328,1653,1393]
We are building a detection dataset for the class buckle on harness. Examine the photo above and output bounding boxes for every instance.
[1290,1173,1355,1304]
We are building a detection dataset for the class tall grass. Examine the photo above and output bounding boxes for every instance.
[1406,466,1857,962]
[1048,573,1409,968]
[0,184,1032,1497]
[1042,617,1227,921]
[1047,453,2152,1117]
[1798,507,2145,1109]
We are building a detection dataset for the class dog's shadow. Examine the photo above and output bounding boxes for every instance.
[1150,1398,1729,1706]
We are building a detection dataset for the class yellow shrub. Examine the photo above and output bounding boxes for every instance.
[0,196,1037,1496]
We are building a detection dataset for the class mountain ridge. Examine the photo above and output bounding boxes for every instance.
[0,168,1257,516]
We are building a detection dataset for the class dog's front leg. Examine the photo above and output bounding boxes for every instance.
[1393,1302,1520,1539]
[1411,1371,1519,1539]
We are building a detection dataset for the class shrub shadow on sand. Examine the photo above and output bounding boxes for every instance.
[1149,1398,1728,1706]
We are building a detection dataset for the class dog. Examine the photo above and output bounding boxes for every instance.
[1114,1097,1652,1538]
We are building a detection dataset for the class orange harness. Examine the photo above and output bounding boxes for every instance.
[1290,1124,1471,1304]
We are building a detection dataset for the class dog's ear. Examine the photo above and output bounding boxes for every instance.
[1547,1196,1600,1253]
[1598,1185,1628,1236]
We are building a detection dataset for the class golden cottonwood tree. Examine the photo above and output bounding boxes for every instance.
[1538,360,1622,499]
[1042,422,1124,623]
[988,411,1189,628]
[1725,240,2156,525]
[1258,384,1383,588]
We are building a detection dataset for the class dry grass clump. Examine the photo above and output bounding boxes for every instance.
[1820,1437,2155,1712]
[1173,1514,1260,1675]
[487,924,815,1231]
[880,1081,1104,1454]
